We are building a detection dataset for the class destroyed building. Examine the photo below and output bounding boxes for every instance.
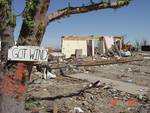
[61,35,98,58]
[61,35,123,58]
[98,36,123,54]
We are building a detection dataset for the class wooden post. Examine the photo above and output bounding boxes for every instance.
[53,103,58,113]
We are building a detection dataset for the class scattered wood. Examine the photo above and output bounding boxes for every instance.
[75,56,144,66]
[53,103,58,113]
[34,56,144,71]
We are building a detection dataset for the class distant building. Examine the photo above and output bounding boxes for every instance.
[61,35,98,58]
[61,35,123,58]
[98,36,123,54]
[141,46,150,51]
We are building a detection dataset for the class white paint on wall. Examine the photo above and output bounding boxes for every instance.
[98,36,123,54]
[92,40,95,56]
[98,39,105,54]
[62,40,87,58]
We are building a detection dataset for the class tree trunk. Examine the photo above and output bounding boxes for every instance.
[0,63,28,113]
[1,26,14,63]
[0,95,26,113]
[0,0,50,113]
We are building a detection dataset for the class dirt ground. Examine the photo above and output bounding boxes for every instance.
[26,59,150,113]
[84,59,150,87]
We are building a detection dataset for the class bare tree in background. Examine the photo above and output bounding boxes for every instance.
[141,38,149,46]
[0,0,132,112]
[135,39,140,51]
[143,39,148,46]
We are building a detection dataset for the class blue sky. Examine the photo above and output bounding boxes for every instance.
[13,0,150,48]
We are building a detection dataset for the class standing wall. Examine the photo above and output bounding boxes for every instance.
[62,40,87,58]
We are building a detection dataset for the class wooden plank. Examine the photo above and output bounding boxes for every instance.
[75,56,144,66]
[62,36,99,41]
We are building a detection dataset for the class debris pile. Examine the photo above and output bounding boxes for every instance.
[26,77,150,113]
[24,36,150,113]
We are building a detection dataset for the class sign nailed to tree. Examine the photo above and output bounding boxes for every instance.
[8,46,48,62]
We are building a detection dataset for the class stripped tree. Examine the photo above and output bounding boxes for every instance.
[0,0,132,113]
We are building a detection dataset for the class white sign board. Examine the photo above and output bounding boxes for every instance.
[8,46,48,62]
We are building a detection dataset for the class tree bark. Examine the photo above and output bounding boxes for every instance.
[0,0,50,113]
[1,26,15,63]
[0,63,28,113]
[18,0,50,46]
[0,0,15,63]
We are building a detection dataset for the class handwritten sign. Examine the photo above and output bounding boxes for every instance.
[8,46,48,62]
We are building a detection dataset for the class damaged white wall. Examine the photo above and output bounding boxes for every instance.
[61,36,122,58]
[98,39,105,54]
[98,36,123,54]
[61,36,96,58]
[62,40,87,58]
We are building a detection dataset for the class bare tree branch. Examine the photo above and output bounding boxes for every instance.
[48,0,130,23]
